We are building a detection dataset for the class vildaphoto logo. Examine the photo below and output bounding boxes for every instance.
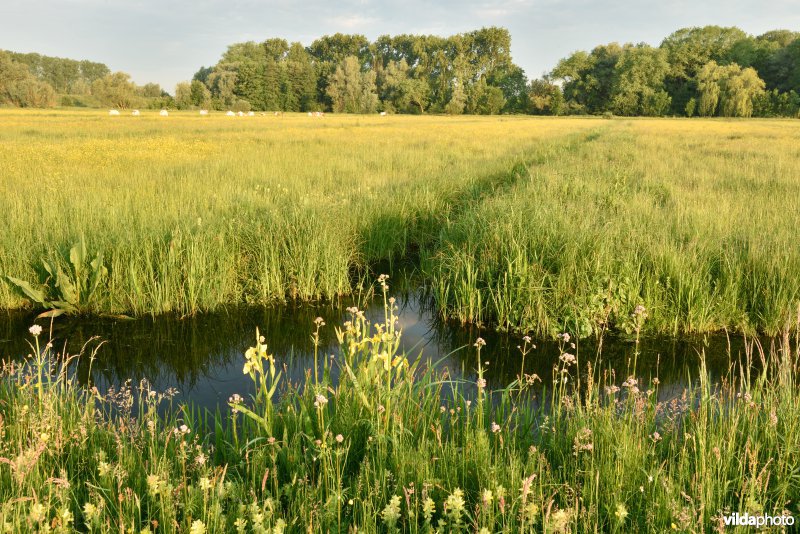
[722,513,795,528]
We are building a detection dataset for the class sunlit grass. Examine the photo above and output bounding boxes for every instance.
[2,110,800,336]
[0,109,595,316]
[425,118,800,336]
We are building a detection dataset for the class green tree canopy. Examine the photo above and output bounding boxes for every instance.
[696,61,766,117]
[199,28,522,115]
[0,51,57,107]
[326,56,378,113]
[3,50,109,94]
[91,72,138,109]
[527,78,563,115]
[610,44,671,116]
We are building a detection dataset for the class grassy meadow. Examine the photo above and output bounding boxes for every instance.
[0,110,800,335]
[0,109,594,317]
[1,109,799,336]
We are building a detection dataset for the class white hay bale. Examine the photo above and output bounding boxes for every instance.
[199,109,208,115]
[159,109,169,117]
[108,109,120,116]
[226,110,235,116]
[247,111,255,116]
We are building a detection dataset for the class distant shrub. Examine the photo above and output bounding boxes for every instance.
[0,51,57,108]
[232,99,252,113]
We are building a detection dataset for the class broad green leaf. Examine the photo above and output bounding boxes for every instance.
[5,276,47,305]
[70,236,87,269]
[55,270,78,306]
[42,258,56,279]
[88,253,107,300]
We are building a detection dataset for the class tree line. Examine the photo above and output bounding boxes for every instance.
[3,51,109,94]
[0,50,173,109]
[0,51,60,107]
[545,26,800,117]
[185,27,523,114]
[187,25,798,117]
[2,25,799,117]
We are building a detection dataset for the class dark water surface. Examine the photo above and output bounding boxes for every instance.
[0,292,756,413]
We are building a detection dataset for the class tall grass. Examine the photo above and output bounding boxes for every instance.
[2,111,800,336]
[0,110,593,317]
[1,282,798,532]
[425,120,800,337]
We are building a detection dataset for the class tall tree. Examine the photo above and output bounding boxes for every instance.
[660,26,748,113]
[378,59,429,113]
[189,80,211,108]
[696,61,723,116]
[206,67,237,109]
[551,44,623,113]
[527,78,564,115]
[326,56,378,113]
[309,34,370,109]
[175,82,193,109]
[696,61,765,117]
[763,39,800,94]
[467,77,506,114]
[719,64,766,117]
[282,43,317,111]
[444,78,467,114]
[0,51,56,107]
[610,44,671,116]
[138,83,163,98]
[495,65,528,113]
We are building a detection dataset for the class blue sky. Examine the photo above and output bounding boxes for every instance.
[2,1,799,92]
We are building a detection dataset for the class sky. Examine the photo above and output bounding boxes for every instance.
[2,0,799,91]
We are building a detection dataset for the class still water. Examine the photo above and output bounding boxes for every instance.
[0,291,752,413]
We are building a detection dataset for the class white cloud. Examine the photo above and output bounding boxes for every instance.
[329,14,380,30]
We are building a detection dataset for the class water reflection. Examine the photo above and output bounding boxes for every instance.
[0,293,756,413]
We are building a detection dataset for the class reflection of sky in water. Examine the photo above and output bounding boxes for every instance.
[0,292,759,413]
